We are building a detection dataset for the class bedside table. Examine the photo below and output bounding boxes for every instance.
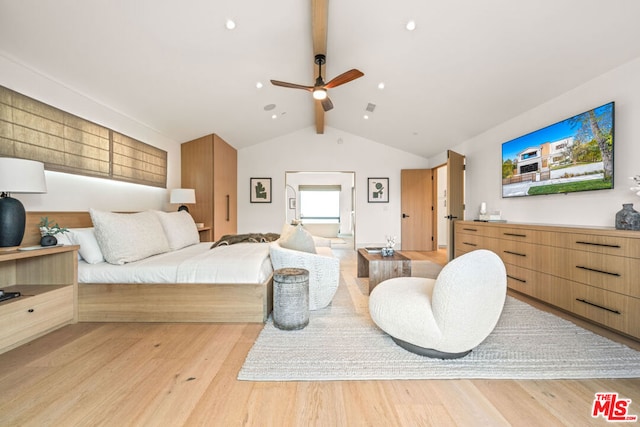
[0,245,79,354]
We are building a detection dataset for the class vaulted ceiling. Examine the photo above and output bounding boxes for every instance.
[1,0,640,159]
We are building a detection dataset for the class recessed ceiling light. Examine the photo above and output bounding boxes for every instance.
[256,82,263,89]
[271,114,278,120]
[406,20,416,31]
[363,115,369,120]
[378,82,385,90]
[225,19,236,30]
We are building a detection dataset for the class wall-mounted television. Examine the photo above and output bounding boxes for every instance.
[501,102,614,198]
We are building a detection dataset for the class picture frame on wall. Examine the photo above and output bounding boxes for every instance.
[368,177,389,203]
[288,197,296,209]
[250,178,272,203]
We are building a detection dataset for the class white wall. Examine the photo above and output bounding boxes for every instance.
[1,55,181,212]
[433,57,640,228]
[238,127,429,246]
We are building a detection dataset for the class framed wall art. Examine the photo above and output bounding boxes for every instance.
[368,177,389,203]
[250,178,272,203]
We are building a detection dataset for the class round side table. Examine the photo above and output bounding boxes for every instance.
[273,268,309,330]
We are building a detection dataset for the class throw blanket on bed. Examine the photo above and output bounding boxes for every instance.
[211,233,280,248]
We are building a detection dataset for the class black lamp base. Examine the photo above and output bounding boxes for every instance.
[0,195,26,248]
[178,205,189,212]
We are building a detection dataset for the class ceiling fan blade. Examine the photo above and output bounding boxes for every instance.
[321,97,334,112]
[315,101,325,134]
[270,80,313,91]
[324,69,364,89]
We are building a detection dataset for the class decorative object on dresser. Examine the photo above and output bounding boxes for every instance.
[615,203,640,231]
[181,134,237,241]
[454,220,640,340]
[0,158,47,249]
[250,178,272,203]
[169,188,196,212]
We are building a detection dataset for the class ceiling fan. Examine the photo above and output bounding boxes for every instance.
[270,54,364,113]
[270,0,364,134]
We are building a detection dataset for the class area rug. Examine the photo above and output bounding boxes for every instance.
[238,277,640,381]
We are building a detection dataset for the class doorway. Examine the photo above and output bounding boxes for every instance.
[285,171,355,249]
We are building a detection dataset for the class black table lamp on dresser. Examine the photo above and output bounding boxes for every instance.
[0,157,47,249]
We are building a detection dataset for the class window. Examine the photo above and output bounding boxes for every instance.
[0,85,167,188]
[299,185,340,223]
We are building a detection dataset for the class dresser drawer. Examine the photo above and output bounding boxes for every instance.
[552,232,640,259]
[455,222,496,238]
[547,248,640,298]
[506,265,573,311]
[571,283,640,340]
[0,286,74,352]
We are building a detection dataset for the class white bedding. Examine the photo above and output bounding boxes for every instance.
[78,242,273,284]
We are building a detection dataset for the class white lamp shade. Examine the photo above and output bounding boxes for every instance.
[170,188,196,204]
[0,157,47,193]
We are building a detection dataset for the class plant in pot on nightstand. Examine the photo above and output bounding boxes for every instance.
[38,217,68,246]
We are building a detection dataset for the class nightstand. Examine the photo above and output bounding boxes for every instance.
[0,245,78,354]
[197,227,212,242]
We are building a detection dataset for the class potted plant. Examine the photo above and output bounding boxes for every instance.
[38,217,68,246]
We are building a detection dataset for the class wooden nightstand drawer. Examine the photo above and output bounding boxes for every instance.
[0,285,74,352]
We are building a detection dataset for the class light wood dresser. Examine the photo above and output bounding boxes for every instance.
[454,220,640,340]
[0,245,78,354]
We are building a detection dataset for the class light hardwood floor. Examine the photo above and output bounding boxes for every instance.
[0,248,638,426]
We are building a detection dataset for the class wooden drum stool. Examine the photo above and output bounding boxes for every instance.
[273,268,309,330]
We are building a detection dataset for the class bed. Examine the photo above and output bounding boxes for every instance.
[24,211,273,323]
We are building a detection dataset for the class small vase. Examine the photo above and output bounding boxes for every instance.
[615,203,640,231]
[40,235,58,246]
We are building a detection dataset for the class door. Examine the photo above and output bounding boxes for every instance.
[401,169,434,250]
[446,150,465,260]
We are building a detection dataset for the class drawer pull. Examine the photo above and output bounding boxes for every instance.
[575,241,621,249]
[28,308,34,313]
[503,232,527,238]
[462,228,478,232]
[576,298,621,315]
[507,275,527,283]
[575,265,621,277]
[503,250,526,257]
[462,242,478,247]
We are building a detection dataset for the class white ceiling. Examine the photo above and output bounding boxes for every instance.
[1,0,640,159]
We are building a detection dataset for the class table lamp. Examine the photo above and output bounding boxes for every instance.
[0,158,47,248]
[170,188,196,212]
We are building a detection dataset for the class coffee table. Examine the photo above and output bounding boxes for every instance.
[357,248,411,293]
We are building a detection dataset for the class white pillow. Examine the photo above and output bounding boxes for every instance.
[278,224,316,254]
[69,228,105,264]
[153,210,200,250]
[89,209,171,265]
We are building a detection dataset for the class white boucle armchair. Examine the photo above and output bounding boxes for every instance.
[269,240,340,310]
[369,249,507,359]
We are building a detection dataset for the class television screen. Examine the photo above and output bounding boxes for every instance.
[501,102,614,198]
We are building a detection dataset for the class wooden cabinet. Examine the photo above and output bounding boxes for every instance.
[454,221,640,340]
[0,245,78,354]
[181,134,237,241]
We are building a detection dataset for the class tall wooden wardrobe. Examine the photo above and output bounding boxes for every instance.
[181,134,237,241]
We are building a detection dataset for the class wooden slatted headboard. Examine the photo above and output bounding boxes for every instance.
[24,212,93,246]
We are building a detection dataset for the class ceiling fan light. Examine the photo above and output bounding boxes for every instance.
[313,88,327,100]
